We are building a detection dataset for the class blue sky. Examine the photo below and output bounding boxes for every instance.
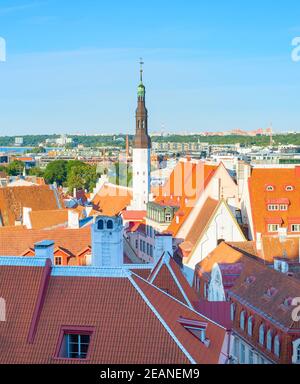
[0,0,299,135]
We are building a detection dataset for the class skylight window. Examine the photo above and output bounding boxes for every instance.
[56,327,93,360]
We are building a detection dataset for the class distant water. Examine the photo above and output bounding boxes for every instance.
[0,147,57,154]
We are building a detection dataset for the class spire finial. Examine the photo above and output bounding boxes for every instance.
[139,57,144,83]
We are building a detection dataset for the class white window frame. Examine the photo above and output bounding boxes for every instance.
[268,224,280,233]
[291,224,300,233]
[268,205,279,211]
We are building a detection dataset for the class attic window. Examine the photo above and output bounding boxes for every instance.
[283,297,293,307]
[285,185,294,192]
[245,276,256,285]
[57,327,94,360]
[266,185,275,192]
[178,317,209,346]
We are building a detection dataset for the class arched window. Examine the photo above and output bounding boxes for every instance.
[240,310,246,330]
[259,324,265,346]
[107,220,113,230]
[274,335,280,357]
[248,316,253,336]
[230,303,236,321]
[97,219,104,230]
[267,329,273,351]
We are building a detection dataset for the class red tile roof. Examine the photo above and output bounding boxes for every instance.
[0,185,61,226]
[92,184,132,216]
[0,262,227,364]
[0,226,90,257]
[248,167,300,236]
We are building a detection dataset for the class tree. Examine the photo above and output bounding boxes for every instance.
[7,160,24,176]
[28,167,44,177]
[0,165,7,174]
[44,160,67,185]
[67,164,98,193]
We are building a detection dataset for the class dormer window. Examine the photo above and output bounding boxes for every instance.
[178,317,209,346]
[266,185,275,192]
[285,185,294,192]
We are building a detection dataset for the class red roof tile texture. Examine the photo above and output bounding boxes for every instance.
[248,167,300,236]
[0,185,60,226]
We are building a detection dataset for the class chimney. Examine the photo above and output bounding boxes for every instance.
[91,216,124,267]
[68,210,79,229]
[34,240,54,264]
[23,207,32,229]
[154,233,173,261]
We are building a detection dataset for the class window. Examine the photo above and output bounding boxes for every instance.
[240,343,246,364]
[259,324,265,346]
[165,212,172,222]
[233,337,239,357]
[150,245,153,257]
[230,303,236,321]
[291,224,300,233]
[266,330,272,351]
[249,350,254,364]
[248,316,253,336]
[240,311,246,330]
[186,327,206,343]
[146,243,149,255]
[266,185,274,191]
[280,205,288,211]
[55,256,62,266]
[274,335,280,357]
[297,344,300,363]
[285,185,294,191]
[97,219,104,230]
[58,329,93,360]
[107,220,113,230]
[268,204,279,211]
[135,240,138,249]
[268,224,279,233]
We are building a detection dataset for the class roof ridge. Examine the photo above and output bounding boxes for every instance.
[127,273,196,364]
[130,271,227,330]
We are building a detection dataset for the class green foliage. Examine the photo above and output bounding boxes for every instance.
[26,147,47,154]
[44,160,68,185]
[28,167,45,177]
[7,160,24,176]
[43,159,99,192]
[67,163,98,193]
[0,165,7,173]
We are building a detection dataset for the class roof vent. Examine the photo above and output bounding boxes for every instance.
[265,287,278,298]
[245,276,256,285]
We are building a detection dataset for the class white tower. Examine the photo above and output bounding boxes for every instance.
[92,216,124,267]
[130,59,151,211]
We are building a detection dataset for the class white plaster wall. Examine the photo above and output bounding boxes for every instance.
[131,148,151,211]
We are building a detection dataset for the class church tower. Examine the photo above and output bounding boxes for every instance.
[130,59,151,211]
